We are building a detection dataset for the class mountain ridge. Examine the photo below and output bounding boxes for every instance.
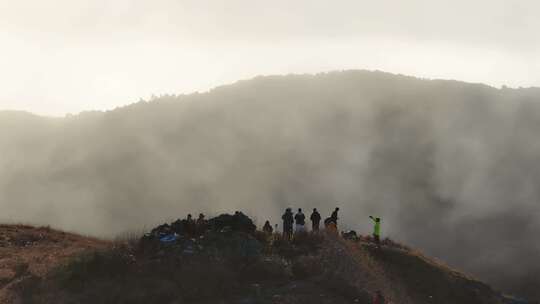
[3,70,540,119]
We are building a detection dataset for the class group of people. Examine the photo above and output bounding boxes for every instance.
[181,213,208,235]
[279,207,339,240]
[179,209,382,248]
[261,207,383,247]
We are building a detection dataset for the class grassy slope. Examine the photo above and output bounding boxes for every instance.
[319,235,503,304]
[0,225,110,303]
[0,224,506,304]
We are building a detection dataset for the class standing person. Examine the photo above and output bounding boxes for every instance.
[196,213,205,224]
[369,216,382,248]
[294,208,306,233]
[310,208,321,231]
[196,213,207,235]
[324,217,338,233]
[282,208,294,240]
[262,220,273,235]
[184,214,196,236]
[330,207,340,226]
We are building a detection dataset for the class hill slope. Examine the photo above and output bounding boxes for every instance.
[0,225,109,303]
[1,71,540,299]
[0,222,513,304]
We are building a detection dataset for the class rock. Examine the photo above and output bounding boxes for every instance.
[341,230,359,241]
[207,212,256,234]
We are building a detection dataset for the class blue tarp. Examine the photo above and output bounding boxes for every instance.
[159,234,177,243]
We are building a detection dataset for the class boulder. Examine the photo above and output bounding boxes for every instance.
[207,212,256,234]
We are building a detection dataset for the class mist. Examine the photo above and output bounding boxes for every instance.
[1,71,540,298]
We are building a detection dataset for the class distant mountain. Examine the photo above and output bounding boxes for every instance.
[1,70,539,299]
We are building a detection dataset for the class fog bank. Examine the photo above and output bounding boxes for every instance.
[1,71,539,298]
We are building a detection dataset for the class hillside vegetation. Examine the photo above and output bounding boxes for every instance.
[0,224,108,303]
[0,218,511,304]
[1,71,539,299]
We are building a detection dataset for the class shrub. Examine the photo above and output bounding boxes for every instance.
[291,255,323,279]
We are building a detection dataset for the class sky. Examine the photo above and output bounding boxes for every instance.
[1,0,539,116]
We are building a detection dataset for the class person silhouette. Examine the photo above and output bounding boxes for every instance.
[310,208,321,231]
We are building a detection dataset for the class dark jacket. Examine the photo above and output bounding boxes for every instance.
[295,212,306,225]
[331,210,339,222]
[263,222,273,234]
[310,211,321,223]
[282,211,294,227]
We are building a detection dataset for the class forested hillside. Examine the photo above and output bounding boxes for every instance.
[1,71,539,299]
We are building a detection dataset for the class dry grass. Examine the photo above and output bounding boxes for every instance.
[0,224,110,303]
[0,224,506,304]
[360,242,503,304]
[317,233,412,303]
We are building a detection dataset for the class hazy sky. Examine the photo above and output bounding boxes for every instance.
[1,0,539,116]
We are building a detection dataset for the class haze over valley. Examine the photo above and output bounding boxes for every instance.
[2,1,540,301]
[1,71,539,298]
